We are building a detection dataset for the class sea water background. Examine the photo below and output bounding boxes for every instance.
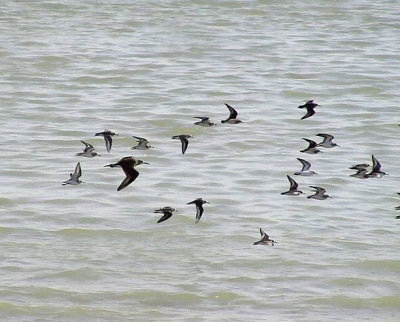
[0,0,399,321]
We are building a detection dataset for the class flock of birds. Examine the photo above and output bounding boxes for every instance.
[62,100,393,246]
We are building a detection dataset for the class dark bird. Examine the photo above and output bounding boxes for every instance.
[294,158,317,176]
[76,140,100,158]
[253,228,277,246]
[187,198,209,223]
[194,117,216,127]
[95,130,117,153]
[298,100,320,120]
[105,156,148,191]
[172,134,192,154]
[154,206,176,223]
[300,138,321,154]
[221,103,242,124]
[62,162,83,185]
[364,155,387,178]
[307,186,330,200]
[316,133,338,148]
[131,136,153,150]
[281,175,303,196]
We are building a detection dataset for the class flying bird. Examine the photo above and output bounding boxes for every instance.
[349,163,370,179]
[221,103,242,124]
[187,198,209,223]
[76,140,100,158]
[105,156,148,191]
[194,117,216,127]
[298,100,320,120]
[316,133,338,148]
[307,186,330,200]
[364,155,387,178]
[253,228,277,246]
[95,130,117,153]
[172,134,193,154]
[131,136,153,150]
[294,158,317,176]
[300,138,321,154]
[281,175,303,196]
[62,162,83,185]
[154,206,176,223]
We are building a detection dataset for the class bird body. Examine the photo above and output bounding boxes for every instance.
[95,130,117,153]
[298,100,319,120]
[187,198,209,223]
[194,117,215,127]
[307,186,330,200]
[316,133,338,148]
[172,134,192,154]
[76,140,100,158]
[294,158,317,176]
[131,136,153,150]
[364,155,387,178]
[300,138,321,154]
[105,156,148,191]
[221,103,242,124]
[63,162,83,185]
[281,175,303,195]
[155,206,176,223]
[253,228,276,246]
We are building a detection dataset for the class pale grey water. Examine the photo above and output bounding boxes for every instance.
[1,0,400,321]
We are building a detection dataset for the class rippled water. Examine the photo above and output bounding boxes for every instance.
[1,1,400,320]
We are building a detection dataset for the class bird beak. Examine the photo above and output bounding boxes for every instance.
[142,161,149,164]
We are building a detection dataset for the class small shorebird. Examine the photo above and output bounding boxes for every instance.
[298,100,320,120]
[76,140,100,158]
[221,103,242,124]
[364,155,387,178]
[154,206,176,223]
[95,130,117,153]
[294,158,317,176]
[253,228,277,246]
[281,175,303,196]
[300,138,321,154]
[194,117,215,127]
[172,134,192,154]
[307,186,330,200]
[131,136,153,150]
[62,162,83,185]
[105,156,148,191]
[316,133,338,148]
[349,163,370,179]
[187,198,209,223]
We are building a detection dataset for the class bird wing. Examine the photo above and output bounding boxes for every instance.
[303,138,317,148]
[157,211,173,223]
[181,137,189,154]
[371,155,381,172]
[287,175,298,190]
[309,186,325,193]
[297,158,311,171]
[81,140,94,148]
[195,204,204,223]
[301,108,315,119]
[316,133,334,141]
[225,103,238,119]
[74,162,82,179]
[117,167,139,191]
[104,135,112,152]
